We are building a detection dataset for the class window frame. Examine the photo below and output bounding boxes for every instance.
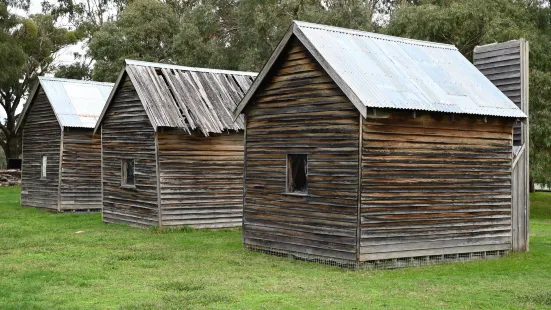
[286,153,308,195]
[121,158,136,188]
[40,155,47,179]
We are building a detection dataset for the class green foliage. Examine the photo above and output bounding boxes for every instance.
[0,5,77,159]
[89,0,179,81]
[530,69,551,185]
[89,0,378,79]
[0,186,551,308]
[387,0,551,185]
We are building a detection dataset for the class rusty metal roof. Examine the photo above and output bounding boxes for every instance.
[96,60,256,136]
[234,21,527,119]
[17,77,114,132]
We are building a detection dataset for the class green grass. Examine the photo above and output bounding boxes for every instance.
[1,187,551,309]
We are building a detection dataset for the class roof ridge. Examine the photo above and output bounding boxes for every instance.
[125,59,258,77]
[38,76,114,86]
[293,20,458,50]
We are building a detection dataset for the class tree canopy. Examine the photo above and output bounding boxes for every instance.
[0,3,77,159]
[7,0,551,185]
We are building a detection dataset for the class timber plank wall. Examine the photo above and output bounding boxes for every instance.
[242,36,516,265]
[360,111,514,261]
[243,38,360,262]
[21,89,62,210]
[157,130,243,228]
[474,41,523,145]
[101,76,159,227]
[59,128,102,211]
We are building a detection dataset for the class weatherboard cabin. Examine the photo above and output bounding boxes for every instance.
[17,77,113,212]
[233,21,527,267]
[95,60,256,228]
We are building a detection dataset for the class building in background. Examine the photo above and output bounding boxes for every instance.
[16,77,113,212]
[95,60,256,228]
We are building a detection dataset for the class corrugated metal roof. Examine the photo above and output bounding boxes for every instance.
[234,21,527,119]
[121,60,256,135]
[38,77,114,128]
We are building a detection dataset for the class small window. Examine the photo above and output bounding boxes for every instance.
[122,159,135,186]
[40,155,47,179]
[287,154,308,193]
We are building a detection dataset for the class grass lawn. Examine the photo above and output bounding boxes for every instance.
[1,187,551,309]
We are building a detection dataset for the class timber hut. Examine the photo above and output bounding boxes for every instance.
[233,21,527,268]
[94,60,256,228]
[17,77,114,212]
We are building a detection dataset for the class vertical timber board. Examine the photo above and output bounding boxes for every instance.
[157,129,244,229]
[20,89,62,211]
[360,111,514,261]
[155,130,162,228]
[243,37,360,263]
[101,126,104,222]
[357,115,363,264]
[57,128,64,211]
[101,76,159,227]
[474,39,529,252]
[522,40,530,251]
[243,114,247,243]
[59,128,102,211]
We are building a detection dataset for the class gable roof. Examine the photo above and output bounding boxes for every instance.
[234,21,527,119]
[95,60,257,136]
[16,77,114,133]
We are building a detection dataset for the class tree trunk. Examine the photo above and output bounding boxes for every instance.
[529,176,535,193]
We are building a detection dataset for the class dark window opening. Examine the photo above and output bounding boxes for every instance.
[122,159,135,186]
[287,154,308,193]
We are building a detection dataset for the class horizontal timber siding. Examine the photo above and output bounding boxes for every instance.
[474,41,523,145]
[360,111,514,261]
[21,89,61,211]
[243,37,360,262]
[101,76,159,227]
[59,128,102,211]
[158,129,243,228]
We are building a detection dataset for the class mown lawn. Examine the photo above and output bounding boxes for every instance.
[1,187,551,309]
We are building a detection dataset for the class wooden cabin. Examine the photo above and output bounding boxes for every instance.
[233,21,528,267]
[17,77,114,212]
[95,60,256,228]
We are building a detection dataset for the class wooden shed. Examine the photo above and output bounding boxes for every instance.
[95,60,256,228]
[16,77,114,212]
[233,21,528,267]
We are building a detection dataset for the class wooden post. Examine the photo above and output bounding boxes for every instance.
[356,114,363,265]
[57,127,64,212]
[154,130,162,228]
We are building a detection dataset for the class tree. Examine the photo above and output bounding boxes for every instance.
[386,0,551,186]
[89,0,179,81]
[43,0,128,80]
[0,6,77,159]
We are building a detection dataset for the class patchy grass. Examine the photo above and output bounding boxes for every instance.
[0,186,550,309]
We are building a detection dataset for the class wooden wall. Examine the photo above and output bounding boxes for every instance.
[243,37,360,262]
[360,111,514,261]
[21,89,62,211]
[101,76,159,227]
[157,129,243,228]
[59,128,102,211]
[474,40,530,252]
[474,41,524,145]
